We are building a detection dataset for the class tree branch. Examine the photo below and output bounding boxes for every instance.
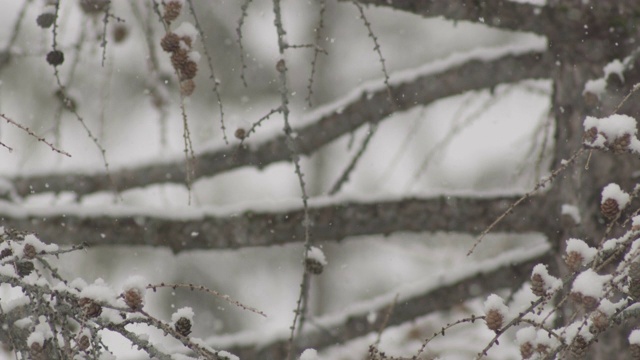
[215,245,553,358]
[10,49,552,198]
[4,194,552,252]
[346,0,553,34]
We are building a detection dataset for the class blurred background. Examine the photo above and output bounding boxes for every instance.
[0,1,550,358]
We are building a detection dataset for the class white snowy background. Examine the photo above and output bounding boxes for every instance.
[0,0,556,359]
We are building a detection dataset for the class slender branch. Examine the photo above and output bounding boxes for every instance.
[10,49,552,198]
[216,246,553,358]
[4,194,552,252]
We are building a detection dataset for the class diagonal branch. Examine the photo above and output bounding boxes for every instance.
[214,244,553,358]
[4,194,552,252]
[10,47,552,198]
[346,0,554,34]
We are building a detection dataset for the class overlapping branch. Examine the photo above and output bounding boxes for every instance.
[346,0,553,35]
[10,50,553,198]
[4,194,551,252]
[220,246,554,358]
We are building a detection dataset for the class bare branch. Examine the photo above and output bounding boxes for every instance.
[345,0,553,35]
[11,50,552,198]
[5,195,551,252]
[220,246,553,358]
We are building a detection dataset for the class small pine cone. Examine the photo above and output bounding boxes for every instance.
[611,133,631,153]
[571,291,584,304]
[0,248,12,259]
[531,273,547,297]
[163,1,183,23]
[161,32,180,53]
[565,251,584,272]
[631,344,640,360]
[180,79,196,96]
[234,128,246,140]
[582,295,599,312]
[77,335,90,351]
[23,243,37,259]
[583,92,599,108]
[46,50,64,66]
[123,288,144,310]
[630,279,640,300]
[536,343,549,356]
[178,60,198,80]
[520,341,534,359]
[570,335,588,358]
[79,297,102,318]
[30,342,45,360]
[16,261,34,277]
[174,317,192,336]
[304,257,324,275]
[36,13,56,28]
[584,127,598,143]
[112,24,128,43]
[276,59,286,73]
[485,308,503,332]
[601,198,620,219]
[590,310,609,334]
[170,50,189,71]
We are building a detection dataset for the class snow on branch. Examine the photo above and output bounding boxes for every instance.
[213,243,552,358]
[2,195,552,252]
[345,0,553,35]
[10,47,552,198]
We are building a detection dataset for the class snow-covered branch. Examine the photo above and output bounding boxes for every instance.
[216,244,553,358]
[4,195,551,252]
[10,49,552,198]
[346,0,553,34]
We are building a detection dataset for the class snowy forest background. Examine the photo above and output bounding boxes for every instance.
[2,0,640,359]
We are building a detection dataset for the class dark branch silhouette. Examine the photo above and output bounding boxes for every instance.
[10,50,552,198]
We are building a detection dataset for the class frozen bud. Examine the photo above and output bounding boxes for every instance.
[584,126,598,143]
[304,247,327,275]
[163,0,183,23]
[180,79,196,96]
[78,298,102,318]
[276,59,286,73]
[46,50,64,66]
[174,317,192,336]
[16,261,34,277]
[36,13,56,28]
[23,243,37,259]
[484,294,508,332]
[161,32,180,53]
